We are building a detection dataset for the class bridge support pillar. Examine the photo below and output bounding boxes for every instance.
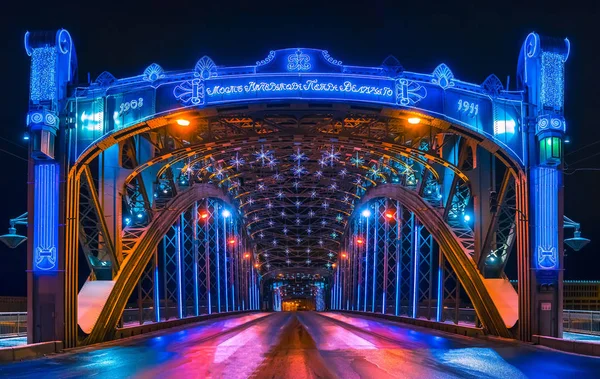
[519,33,570,339]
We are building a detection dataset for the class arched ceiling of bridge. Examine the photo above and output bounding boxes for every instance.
[120,106,472,279]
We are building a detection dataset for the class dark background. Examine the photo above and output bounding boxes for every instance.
[0,1,598,296]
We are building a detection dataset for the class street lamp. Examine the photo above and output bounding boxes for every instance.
[0,213,28,249]
[564,216,590,251]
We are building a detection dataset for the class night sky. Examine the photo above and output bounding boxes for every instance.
[0,1,598,296]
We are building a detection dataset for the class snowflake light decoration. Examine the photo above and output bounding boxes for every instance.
[276,190,285,199]
[254,146,273,166]
[336,214,343,222]
[295,218,301,225]
[291,165,307,177]
[314,171,323,179]
[350,152,365,168]
[320,219,327,226]
[321,145,341,166]
[339,168,348,177]
[309,210,316,217]
[268,219,274,226]
[230,153,245,169]
[267,157,279,169]
[215,165,226,179]
[273,172,283,181]
[290,147,308,163]
[257,183,266,191]
[322,201,329,209]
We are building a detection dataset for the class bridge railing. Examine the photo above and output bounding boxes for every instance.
[0,312,27,338]
[563,310,600,335]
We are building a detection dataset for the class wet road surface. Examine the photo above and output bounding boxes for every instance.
[1,311,600,378]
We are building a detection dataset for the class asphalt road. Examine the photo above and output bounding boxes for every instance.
[1,311,600,378]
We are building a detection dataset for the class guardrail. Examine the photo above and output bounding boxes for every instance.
[564,310,600,335]
[0,312,27,338]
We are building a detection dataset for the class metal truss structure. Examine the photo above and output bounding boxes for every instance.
[332,198,470,325]
[123,198,260,326]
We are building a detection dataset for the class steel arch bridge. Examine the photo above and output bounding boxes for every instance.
[22,30,570,347]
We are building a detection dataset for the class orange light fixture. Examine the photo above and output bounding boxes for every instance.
[176,119,190,126]
[244,253,250,259]
[385,212,394,219]
[407,117,421,125]
[341,253,347,258]
[254,263,260,268]
[356,238,364,245]
[199,212,209,219]
[332,263,337,268]
[228,238,236,245]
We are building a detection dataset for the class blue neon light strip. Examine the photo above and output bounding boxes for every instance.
[176,224,183,319]
[194,259,199,316]
[364,217,369,312]
[154,266,161,322]
[33,164,59,272]
[395,210,401,316]
[412,220,419,319]
[436,264,443,322]
[216,211,221,312]
[224,219,228,312]
[534,167,559,269]
[372,214,377,313]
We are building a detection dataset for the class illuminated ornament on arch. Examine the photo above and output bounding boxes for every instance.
[432,63,455,89]
[287,49,311,72]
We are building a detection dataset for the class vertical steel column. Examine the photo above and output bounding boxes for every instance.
[395,200,401,316]
[399,209,414,316]
[205,199,212,314]
[215,203,221,313]
[412,218,420,318]
[193,202,199,316]
[154,248,160,322]
[223,214,229,312]
[437,250,444,322]
[181,208,195,318]
[371,204,377,313]
[177,214,184,319]
[382,200,389,314]
[416,226,434,320]
[364,213,369,312]
[162,223,179,320]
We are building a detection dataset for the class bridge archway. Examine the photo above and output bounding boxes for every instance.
[23,31,570,346]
